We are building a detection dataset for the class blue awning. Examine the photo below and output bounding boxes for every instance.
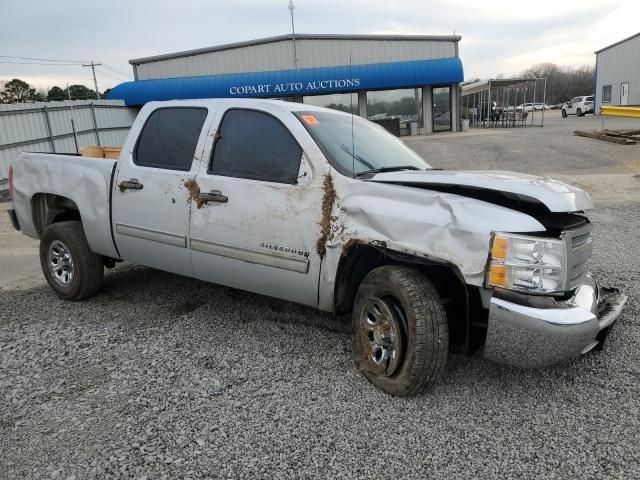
[107,57,463,106]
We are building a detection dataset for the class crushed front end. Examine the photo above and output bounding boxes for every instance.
[482,221,627,368]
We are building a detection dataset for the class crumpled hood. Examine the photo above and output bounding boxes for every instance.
[368,170,593,213]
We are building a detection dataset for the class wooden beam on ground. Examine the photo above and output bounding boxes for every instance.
[574,130,636,145]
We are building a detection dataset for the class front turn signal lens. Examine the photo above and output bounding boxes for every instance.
[489,264,506,287]
[491,235,508,260]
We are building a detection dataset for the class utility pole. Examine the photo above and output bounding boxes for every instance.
[288,0,298,69]
[83,60,102,99]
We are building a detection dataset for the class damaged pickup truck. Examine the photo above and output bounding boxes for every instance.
[7,99,627,396]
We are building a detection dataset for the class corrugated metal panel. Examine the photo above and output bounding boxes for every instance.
[108,58,464,106]
[595,34,640,112]
[0,100,135,182]
[135,38,457,80]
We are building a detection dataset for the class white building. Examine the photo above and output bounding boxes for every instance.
[594,32,640,112]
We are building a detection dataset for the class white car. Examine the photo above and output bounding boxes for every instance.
[562,96,594,117]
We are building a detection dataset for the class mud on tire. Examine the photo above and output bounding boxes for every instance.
[39,221,104,301]
[352,266,448,396]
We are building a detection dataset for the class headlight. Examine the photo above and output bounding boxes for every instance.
[487,233,566,294]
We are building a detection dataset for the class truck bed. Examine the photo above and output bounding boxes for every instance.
[11,152,119,258]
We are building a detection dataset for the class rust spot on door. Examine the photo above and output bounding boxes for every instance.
[316,174,336,258]
[184,178,207,209]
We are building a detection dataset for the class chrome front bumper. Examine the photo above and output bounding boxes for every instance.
[483,274,627,369]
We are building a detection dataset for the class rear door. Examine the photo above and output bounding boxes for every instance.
[621,83,629,105]
[112,105,212,276]
[188,105,324,307]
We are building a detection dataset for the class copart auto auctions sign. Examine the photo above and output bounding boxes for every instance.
[229,78,361,95]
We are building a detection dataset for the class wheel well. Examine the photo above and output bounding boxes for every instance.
[31,193,81,237]
[334,242,482,352]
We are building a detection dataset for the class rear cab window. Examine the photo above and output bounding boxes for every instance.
[209,109,302,184]
[135,107,208,171]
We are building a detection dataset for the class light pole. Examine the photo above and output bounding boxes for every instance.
[288,0,298,69]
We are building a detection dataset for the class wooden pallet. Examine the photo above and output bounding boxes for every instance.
[574,130,637,145]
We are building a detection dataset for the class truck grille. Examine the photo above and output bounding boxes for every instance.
[563,224,593,291]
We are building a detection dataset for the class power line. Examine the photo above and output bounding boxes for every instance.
[95,68,129,82]
[0,61,84,66]
[102,64,132,79]
[0,55,88,64]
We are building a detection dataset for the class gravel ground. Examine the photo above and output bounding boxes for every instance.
[1,200,639,479]
[2,114,640,478]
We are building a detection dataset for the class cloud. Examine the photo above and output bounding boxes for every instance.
[1,0,638,90]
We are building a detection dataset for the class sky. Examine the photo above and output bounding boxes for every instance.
[1,0,639,92]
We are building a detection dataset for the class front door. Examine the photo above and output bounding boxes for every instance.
[432,86,451,132]
[621,83,629,105]
[189,106,324,307]
[112,106,211,276]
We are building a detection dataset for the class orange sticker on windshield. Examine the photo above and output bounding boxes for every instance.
[302,114,320,125]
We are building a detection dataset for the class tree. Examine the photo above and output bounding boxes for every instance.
[66,84,97,100]
[0,78,36,103]
[47,86,67,101]
[520,63,594,105]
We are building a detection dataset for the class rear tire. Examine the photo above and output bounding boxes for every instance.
[561,109,567,118]
[352,266,448,396]
[39,221,104,301]
[577,108,583,117]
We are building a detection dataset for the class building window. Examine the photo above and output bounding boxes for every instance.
[602,85,612,103]
[135,108,207,171]
[366,88,423,131]
[303,93,357,113]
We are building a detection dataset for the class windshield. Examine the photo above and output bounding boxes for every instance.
[295,110,430,177]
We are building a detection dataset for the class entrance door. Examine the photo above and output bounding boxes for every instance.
[112,106,211,276]
[189,106,324,307]
[621,83,629,105]
[432,87,451,132]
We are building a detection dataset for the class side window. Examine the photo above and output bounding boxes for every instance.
[135,108,207,171]
[210,109,302,184]
[602,86,612,103]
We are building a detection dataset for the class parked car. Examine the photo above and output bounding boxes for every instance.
[562,96,594,117]
[7,99,626,396]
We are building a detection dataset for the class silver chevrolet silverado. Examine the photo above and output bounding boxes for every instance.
[7,99,626,396]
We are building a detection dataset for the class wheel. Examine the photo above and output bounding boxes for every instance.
[561,109,567,118]
[352,266,448,396]
[577,108,582,117]
[39,221,104,300]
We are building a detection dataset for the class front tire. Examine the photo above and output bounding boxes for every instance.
[40,221,104,300]
[352,266,448,396]
[561,109,567,118]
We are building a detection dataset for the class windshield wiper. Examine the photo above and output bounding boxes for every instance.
[355,165,422,177]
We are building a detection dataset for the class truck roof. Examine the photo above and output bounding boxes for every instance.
[143,98,351,116]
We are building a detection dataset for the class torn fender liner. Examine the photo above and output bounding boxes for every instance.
[368,170,594,213]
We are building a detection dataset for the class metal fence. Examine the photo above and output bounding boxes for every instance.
[0,100,137,185]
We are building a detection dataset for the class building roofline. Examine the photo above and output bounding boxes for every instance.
[129,33,462,65]
[595,31,640,54]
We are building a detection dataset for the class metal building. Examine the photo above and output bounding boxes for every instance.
[108,34,464,134]
[594,32,640,113]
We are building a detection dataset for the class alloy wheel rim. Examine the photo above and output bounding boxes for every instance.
[48,240,74,287]
[360,297,404,376]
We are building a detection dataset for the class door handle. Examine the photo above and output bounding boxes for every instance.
[199,190,228,203]
[118,178,143,191]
